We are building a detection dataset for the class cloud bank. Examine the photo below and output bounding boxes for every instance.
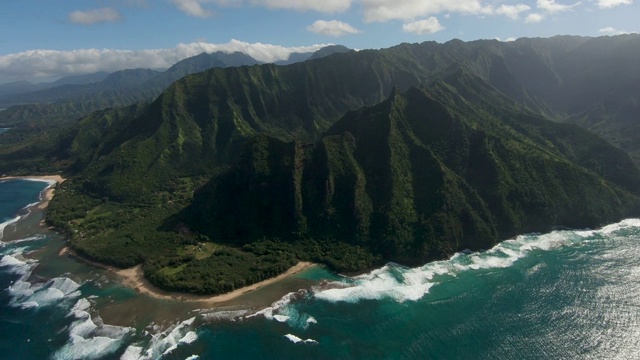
[0,40,330,84]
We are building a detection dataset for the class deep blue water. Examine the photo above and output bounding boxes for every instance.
[1,179,640,359]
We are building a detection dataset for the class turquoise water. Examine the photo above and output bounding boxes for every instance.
[0,128,9,135]
[1,179,640,359]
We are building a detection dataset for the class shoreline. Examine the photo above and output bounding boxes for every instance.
[61,245,316,305]
[117,262,316,305]
[0,175,66,211]
[3,174,319,307]
[0,175,66,240]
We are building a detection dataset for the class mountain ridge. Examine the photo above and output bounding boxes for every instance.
[2,35,639,295]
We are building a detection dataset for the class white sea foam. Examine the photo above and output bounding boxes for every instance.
[21,277,82,308]
[273,315,290,323]
[0,215,21,241]
[21,201,40,210]
[123,317,199,359]
[314,265,435,303]
[120,346,145,360]
[0,253,80,309]
[313,218,640,304]
[73,298,91,312]
[52,277,82,295]
[4,234,46,245]
[600,218,640,234]
[284,334,318,344]
[53,299,135,360]
[185,355,200,360]
[247,291,298,320]
[0,254,28,268]
[20,301,39,309]
[247,290,319,330]
[199,309,248,322]
[162,331,198,357]
[2,249,42,308]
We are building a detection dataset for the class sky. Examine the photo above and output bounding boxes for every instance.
[0,0,638,84]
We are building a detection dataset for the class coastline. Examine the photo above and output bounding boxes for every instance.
[0,175,66,211]
[61,245,316,305]
[3,174,318,307]
[116,262,316,305]
[0,175,66,240]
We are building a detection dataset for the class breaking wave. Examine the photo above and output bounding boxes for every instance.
[284,334,318,344]
[1,236,134,360]
[313,218,640,304]
[122,317,200,359]
[53,299,134,360]
[0,216,21,241]
[247,290,317,329]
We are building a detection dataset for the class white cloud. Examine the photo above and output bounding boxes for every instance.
[537,0,581,14]
[495,4,531,19]
[249,0,352,13]
[307,20,361,37]
[68,8,122,25]
[596,0,633,8]
[171,0,215,18]
[495,37,518,41]
[598,26,617,33]
[0,40,331,83]
[361,0,492,22]
[598,26,636,34]
[525,12,545,22]
[402,17,445,35]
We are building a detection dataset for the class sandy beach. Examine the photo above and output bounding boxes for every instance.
[60,244,316,305]
[4,173,315,306]
[116,262,316,305]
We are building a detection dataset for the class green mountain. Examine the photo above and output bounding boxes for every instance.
[3,35,640,295]
[0,46,351,128]
[186,74,640,267]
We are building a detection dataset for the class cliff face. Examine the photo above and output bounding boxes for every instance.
[187,75,640,265]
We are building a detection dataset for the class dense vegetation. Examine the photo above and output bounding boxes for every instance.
[3,35,640,295]
[187,77,640,266]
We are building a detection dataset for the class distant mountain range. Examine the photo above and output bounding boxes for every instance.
[0,72,110,98]
[2,35,639,295]
[0,45,351,126]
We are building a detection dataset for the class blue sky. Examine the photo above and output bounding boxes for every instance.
[0,0,638,83]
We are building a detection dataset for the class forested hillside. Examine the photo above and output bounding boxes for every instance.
[2,35,640,295]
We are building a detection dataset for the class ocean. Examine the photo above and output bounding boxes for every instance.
[1,178,640,359]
